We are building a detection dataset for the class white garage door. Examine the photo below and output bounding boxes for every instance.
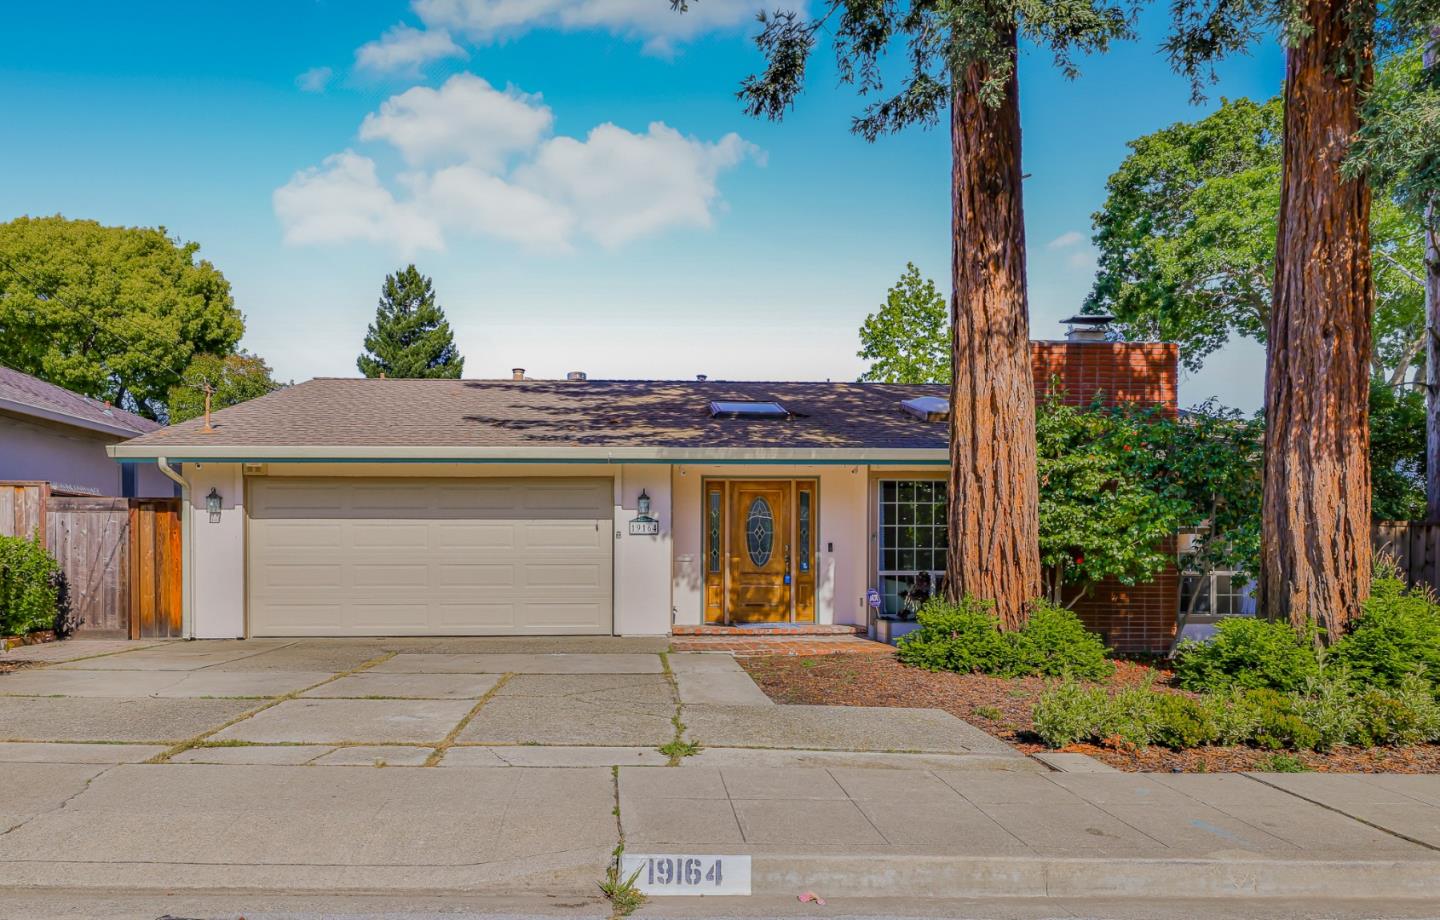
[247,477,613,636]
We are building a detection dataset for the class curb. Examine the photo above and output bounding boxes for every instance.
[752,854,1440,900]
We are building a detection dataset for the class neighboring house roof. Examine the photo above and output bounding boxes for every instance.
[0,364,162,439]
[111,378,953,463]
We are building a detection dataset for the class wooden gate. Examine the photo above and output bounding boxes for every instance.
[0,484,182,638]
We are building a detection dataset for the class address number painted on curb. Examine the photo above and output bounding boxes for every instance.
[621,854,751,896]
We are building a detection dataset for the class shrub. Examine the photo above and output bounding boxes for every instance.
[1149,694,1219,749]
[0,534,61,637]
[1331,575,1440,690]
[897,596,1111,680]
[1031,681,1114,747]
[1290,672,1359,752]
[1353,674,1440,746]
[1245,689,1321,751]
[1008,601,1112,680]
[896,596,1012,674]
[1174,617,1320,692]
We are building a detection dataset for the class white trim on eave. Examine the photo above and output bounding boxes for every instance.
[106,443,950,465]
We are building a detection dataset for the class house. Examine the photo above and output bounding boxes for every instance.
[108,333,1180,652]
[1,364,175,498]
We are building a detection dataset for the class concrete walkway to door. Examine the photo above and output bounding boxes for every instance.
[4,637,1440,907]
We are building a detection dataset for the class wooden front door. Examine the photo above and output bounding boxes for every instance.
[727,481,792,623]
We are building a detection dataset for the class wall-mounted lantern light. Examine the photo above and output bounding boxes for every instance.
[206,487,222,524]
[637,489,651,518]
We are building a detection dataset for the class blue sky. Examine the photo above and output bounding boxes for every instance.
[0,1,1281,409]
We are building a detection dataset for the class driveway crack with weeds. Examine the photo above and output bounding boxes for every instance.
[423,672,514,766]
[146,651,400,764]
[656,651,699,765]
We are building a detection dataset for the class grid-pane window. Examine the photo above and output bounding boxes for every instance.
[878,479,948,616]
[1180,572,1257,617]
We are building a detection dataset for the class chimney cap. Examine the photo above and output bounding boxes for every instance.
[1062,313,1114,327]
[1062,313,1114,342]
[566,371,587,382]
[511,368,525,381]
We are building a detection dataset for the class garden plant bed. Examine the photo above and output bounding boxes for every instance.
[738,652,1440,774]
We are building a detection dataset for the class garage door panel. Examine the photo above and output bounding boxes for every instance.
[249,477,613,636]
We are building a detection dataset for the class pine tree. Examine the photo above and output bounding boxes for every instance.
[357,266,464,379]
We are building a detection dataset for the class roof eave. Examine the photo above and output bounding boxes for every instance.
[2,398,150,440]
[107,443,950,465]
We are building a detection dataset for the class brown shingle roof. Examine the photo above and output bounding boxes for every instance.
[0,364,161,437]
[115,378,950,455]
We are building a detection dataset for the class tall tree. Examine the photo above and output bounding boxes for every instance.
[1166,0,1440,639]
[357,265,464,379]
[1086,91,1426,385]
[168,351,281,424]
[675,0,1136,627]
[0,216,242,420]
[858,263,950,384]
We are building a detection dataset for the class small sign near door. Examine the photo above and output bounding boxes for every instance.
[621,854,751,896]
[628,517,659,535]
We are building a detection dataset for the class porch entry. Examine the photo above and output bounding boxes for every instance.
[702,479,817,624]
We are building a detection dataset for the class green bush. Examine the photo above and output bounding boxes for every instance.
[0,534,60,637]
[1030,681,1113,747]
[897,596,1111,680]
[1008,601,1112,680]
[1149,694,1220,749]
[1353,674,1440,746]
[1236,689,1322,751]
[1330,575,1440,690]
[895,596,1013,674]
[1174,617,1320,692]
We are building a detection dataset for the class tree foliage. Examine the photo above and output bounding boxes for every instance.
[858,263,949,383]
[1036,390,1263,604]
[1349,40,1440,229]
[356,265,464,379]
[0,216,243,420]
[1369,379,1428,519]
[168,351,282,424]
[1085,92,1425,380]
[676,1,1139,134]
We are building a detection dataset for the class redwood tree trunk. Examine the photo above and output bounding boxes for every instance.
[1262,0,1373,642]
[945,34,1043,630]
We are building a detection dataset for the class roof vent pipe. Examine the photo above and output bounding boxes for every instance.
[567,371,587,381]
[511,368,525,381]
[696,374,707,382]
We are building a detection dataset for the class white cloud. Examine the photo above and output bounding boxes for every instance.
[274,76,758,254]
[358,73,552,169]
[410,0,772,52]
[517,123,757,246]
[1047,230,1086,250]
[295,66,333,93]
[354,23,467,74]
[273,151,444,254]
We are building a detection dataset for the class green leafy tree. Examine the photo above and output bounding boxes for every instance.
[167,351,282,424]
[858,264,949,384]
[1036,391,1263,623]
[1086,93,1425,383]
[1369,379,1427,520]
[0,216,242,420]
[356,265,464,379]
[676,0,1138,628]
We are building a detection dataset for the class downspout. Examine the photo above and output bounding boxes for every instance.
[155,458,194,639]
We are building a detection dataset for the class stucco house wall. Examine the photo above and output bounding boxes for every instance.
[2,415,174,497]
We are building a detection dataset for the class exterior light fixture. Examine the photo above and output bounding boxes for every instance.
[637,489,651,518]
[206,487,222,523]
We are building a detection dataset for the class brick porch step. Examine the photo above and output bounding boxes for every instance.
[671,624,865,637]
[670,635,893,657]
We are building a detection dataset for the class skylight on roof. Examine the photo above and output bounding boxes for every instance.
[710,400,788,419]
[901,396,949,422]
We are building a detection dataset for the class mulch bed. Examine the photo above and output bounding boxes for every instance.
[738,652,1440,774]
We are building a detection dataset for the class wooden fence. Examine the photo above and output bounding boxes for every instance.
[0,483,182,638]
[1373,520,1440,596]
